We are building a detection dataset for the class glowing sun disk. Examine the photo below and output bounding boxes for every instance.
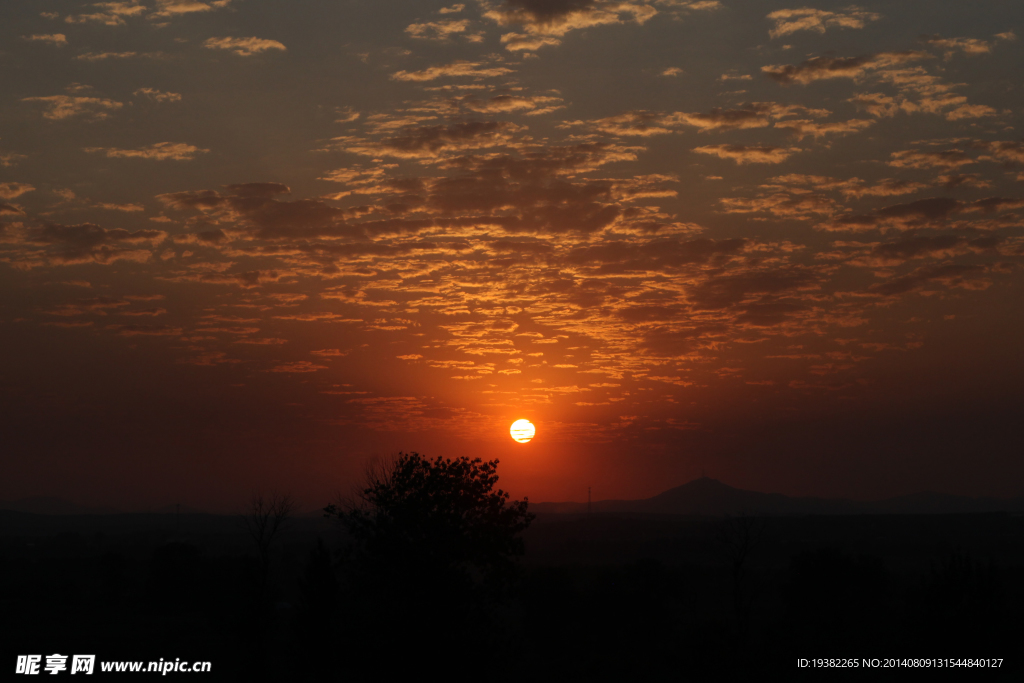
[510,419,535,443]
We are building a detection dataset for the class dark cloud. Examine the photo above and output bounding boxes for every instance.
[818,197,964,232]
[870,263,989,296]
[503,0,597,22]
[867,234,1001,264]
[22,223,165,265]
[687,266,822,310]
[563,237,747,273]
[762,52,928,85]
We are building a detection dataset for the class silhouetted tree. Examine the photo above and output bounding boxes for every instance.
[327,452,533,589]
[325,452,534,677]
[240,492,295,682]
[712,514,765,638]
[910,549,1005,649]
[243,492,295,593]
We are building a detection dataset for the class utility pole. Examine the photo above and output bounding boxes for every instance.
[587,487,592,515]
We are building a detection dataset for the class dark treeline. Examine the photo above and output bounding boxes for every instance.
[2,508,1023,679]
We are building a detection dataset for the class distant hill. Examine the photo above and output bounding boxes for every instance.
[531,477,1024,516]
[0,497,119,515]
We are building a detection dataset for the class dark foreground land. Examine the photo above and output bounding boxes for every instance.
[2,509,1022,680]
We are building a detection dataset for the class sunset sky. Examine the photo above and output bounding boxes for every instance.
[2,0,1022,512]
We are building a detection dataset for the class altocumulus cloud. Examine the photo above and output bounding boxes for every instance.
[693,144,801,164]
[84,142,209,161]
[204,36,286,56]
[22,95,123,121]
[23,33,68,45]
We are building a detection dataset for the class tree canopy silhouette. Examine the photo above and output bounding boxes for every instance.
[326,452,533,590]
[324,453,533,677]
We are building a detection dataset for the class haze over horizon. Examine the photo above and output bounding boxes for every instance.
[2,0,1023,514]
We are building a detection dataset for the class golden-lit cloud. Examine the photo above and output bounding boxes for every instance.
[23,34,68,45]
[134,88,182,103]
[766,7,880,39]
[151,0,233,18]
[391,60,514,81]
[4,222,166,267]
[22,95,123,121]
[204,36,286,56]
[65,2,146,26]
[567,103,842,137]
[693,144,800,164]
[75,51,154,61]
[84,142,209,161]
[923,35,993,58]
[484,0,658,51]
[763,51,929,85]
[888,149,973,170]
[773,118,874,140]
[462,94,565,115]
[0,183,35,200]
[405,19,473,41]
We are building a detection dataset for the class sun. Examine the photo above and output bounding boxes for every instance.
[509,419,535,444]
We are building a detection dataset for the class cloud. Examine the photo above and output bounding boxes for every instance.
[563,237,746,273]
[268,361,328,373]
[75,51,152,61]
[922,35,992,59]
[944,104,997,121]
[462,94,565,115]
[766,8,880,39]
[332,121,524,159]
[719,193,839,219]
[864,234,1002,266]
[762,51,929,85]
[405,19,471,41]
[16,222,165,266]
[204,37,286,56]
[158,183,356,241]
[84,142,209,161]
[888,149,973,170]
[0,152,27,167]
[22,95,123,121]
[661,67,684,77]
[848,92,904,117]
[685,265,822,311]
[134,88,182,103]
[935,173,991,190]
[568,103,835,137]
[150,0,232,18]
[693,144,800,164]
[23,34,67,45]
[850,87,995,122]
[766,175,926,199]
[817,197,965,233]
[974,140,1024,164]
[773,118,874,140]
[869,263,990,297]
[65,2,146,26]
[391,60,514,81]
[570,110,677,136]
[0,183,35,200]
[654,0,722,13]
[484,0,657,51]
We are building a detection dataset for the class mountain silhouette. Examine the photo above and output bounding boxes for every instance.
[531,478,1024,516]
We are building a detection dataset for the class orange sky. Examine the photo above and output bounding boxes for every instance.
[2,0,1023,512]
